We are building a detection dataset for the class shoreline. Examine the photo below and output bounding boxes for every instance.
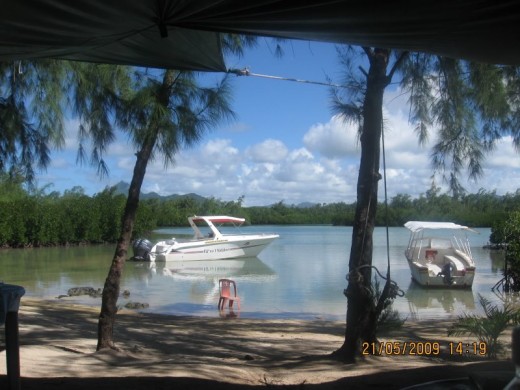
[0,297,515,389]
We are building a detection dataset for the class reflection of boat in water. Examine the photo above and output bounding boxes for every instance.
[129,257,277,311]
[406,282,476,314]
[152,257,277,282]
[168,259,246,276]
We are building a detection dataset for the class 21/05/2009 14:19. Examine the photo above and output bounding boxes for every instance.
[361,341,487,356]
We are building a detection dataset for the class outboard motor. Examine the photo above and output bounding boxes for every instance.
[132,238,153,261]
[439,262,454,285]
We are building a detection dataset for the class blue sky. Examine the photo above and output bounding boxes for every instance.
[37,39,520,206]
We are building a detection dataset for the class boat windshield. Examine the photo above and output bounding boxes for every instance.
[427,237,453,249]
[410,235,471,256]
[189,216,245,239]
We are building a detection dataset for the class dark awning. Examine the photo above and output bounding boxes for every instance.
[173,0,520,66]
[0,0,226,71]
[1,0,519,69]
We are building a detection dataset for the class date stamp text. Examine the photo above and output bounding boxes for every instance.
[361,341,487,356]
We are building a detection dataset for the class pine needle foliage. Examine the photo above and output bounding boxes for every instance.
[400,55,513,195]
[332,48,517,196]
[0,60,67,184]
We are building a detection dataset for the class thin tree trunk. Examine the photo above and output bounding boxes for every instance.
[97,141,154,350]
[333,48,391,362]
[97,70,175,350]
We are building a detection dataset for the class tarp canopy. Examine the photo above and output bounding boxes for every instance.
[190,216,245,225]
[1,0,519,70]
[175,0,520,66]
[0,0,226,71]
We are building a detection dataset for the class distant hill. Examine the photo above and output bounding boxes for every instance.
[112,181,206,202]
[112,181,315,207]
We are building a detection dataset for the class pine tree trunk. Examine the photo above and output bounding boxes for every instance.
[334,48,391,362]
[97,70,175,350]
[96,141,154,350]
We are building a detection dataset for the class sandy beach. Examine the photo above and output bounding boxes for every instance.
[0,298,515,389]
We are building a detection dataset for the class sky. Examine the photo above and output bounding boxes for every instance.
[37,39,520,207]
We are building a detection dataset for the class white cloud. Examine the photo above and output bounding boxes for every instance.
[486,137,520,169]
[246,139,288,163]
[303,115,359,158]
[202,139,239,158]
[43,105,520,207]
[288,147,313,161]
[130,133,361,205]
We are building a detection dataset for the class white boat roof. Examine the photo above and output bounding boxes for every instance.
[404,221,473,232]
[189,216,246,225]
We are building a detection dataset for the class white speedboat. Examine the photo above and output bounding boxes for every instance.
[133,216,278,262]
[404,221,477,288]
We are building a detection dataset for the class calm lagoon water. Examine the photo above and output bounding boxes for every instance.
[0,225,508,321]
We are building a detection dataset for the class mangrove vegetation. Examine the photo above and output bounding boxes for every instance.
[2,175,519,248]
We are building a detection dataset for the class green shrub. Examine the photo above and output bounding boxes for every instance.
[448,294,519,358]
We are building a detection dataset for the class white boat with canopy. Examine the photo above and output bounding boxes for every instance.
[133,216,279,262]
[404,221,477,288]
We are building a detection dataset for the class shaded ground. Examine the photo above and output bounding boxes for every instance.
[2,361,514,390]
[0,299,515,389]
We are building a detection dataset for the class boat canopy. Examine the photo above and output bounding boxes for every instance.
[189,216,245,225]
[404,221,475,233]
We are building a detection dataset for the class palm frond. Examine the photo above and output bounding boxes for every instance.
[448,294,518,358]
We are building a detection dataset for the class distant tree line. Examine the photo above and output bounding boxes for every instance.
[2,175,520,248]
[244,185,520,228]
[0,175,155,248]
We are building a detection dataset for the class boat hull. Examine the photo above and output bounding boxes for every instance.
[407,260,475,289]
[153,235,278,262]
[404,221,477,289]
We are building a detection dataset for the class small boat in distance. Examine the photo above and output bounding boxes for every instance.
[404,221,477,288]
[133,215,279,262]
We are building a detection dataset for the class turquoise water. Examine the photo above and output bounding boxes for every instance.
[0,225,508,321]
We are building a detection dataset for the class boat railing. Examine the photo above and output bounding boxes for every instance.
[406,237,424,262]
[417,239,424,261]
[452,236,473,260]
[409,237,457,263]
[407,232,425,261]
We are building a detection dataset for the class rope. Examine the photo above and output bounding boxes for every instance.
[377,115,405,303]
[381,122,392,279]
[345,119,404,303]
[228,67,346,88]
[350,265,405,298]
